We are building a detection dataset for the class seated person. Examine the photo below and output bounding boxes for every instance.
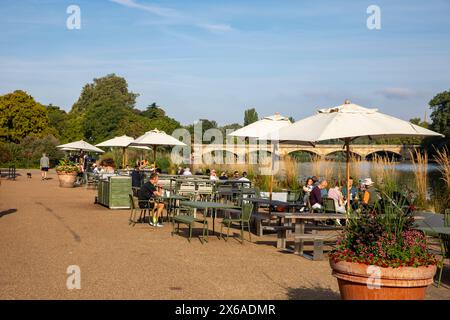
[219,171,228,181]
[238,171,251,188]
[327,180,347,214]
[309,180,328,211]
[209,169,218,181]
[183,167,192,176]
[138,173,165,227]
[361,178,381,209]
[302,177,314,205]
[342,177,358,201]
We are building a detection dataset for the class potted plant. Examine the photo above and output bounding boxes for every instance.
[55,160,79,188]
[329,198,438,300]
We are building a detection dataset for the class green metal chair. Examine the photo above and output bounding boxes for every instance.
[323,197,337,213]
[437,232,450,288]
[220,202,254,244]
[171,205,209,243]
[128,194,156,226]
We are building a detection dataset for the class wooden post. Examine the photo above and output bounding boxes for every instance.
[345,138,351,213]
[269,143,275,202]
[122,147,127,168]
[153,145,157,168]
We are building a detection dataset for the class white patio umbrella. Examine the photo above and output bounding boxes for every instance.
[57,140,105,153]
[263,100,444,210]
[228,112,292,200]
[128,129,186,166]
[96,135,150,166]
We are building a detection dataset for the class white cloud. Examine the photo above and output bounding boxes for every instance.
[198,24,234,33]
[375,88,416,100]
[109,0,180,18]
[110,0,234,33]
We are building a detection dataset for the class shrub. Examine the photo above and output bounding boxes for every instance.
[330,200,437,268]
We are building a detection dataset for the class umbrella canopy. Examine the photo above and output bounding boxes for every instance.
[130,129,186,147]
[129,129,186,165]
[57,140,105,153]
[270,101,442,143]
[264,100,444,211]
[228,113,292,201]
[96,135,150,150]
[96,135,150,167]
[228,112,292,139]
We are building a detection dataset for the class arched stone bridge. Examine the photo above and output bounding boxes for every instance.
[192,144,420,161]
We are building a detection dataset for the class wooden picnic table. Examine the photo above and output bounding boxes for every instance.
[244,198,300,213]
[271,212,345,258]
[180,201,240,235]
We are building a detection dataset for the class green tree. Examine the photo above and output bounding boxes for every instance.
[70,74,139,143]
[142,103,166,119]
[46,104,68,139]
[140,103,182,134]
[71,74,138,114]
[0,90,50,142]
[62,114,85,142]
[429,89,450,138]
[244,108,259,126]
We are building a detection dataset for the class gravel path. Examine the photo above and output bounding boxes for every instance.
[0,169,448,300]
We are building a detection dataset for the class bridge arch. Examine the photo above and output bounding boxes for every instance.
[365,150,403,161]
[324,150,363,160]
[287,150,322,161]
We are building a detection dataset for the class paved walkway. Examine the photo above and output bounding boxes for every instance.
[0,169,448,299]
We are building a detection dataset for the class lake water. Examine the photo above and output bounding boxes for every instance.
[284,161,446,208]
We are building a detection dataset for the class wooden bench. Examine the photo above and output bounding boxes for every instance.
[171,215,208,243]
[294,233,338,261]
[252,212,279,236]
[272,225,295,249]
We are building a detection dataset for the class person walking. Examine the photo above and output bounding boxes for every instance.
[40,153,50,180]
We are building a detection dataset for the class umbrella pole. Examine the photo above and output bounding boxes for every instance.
[153,145,157,168]
[345,138,351,213]
[122,147,126,168]
[269,143,275,202]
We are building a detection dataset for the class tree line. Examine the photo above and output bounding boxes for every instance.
[0,73,449,167]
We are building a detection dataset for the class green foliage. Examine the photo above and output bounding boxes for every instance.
[46,104,68,139]
[425,89,450,150]
[71,73,138,114]
[156,156,171,172]
[0,90,50,142]
[142,103,166,119]
[331,202,436,268]
[55,159,79,173]
[70,74,139,143]
[0,135,64,168]
[62,114,85,142]
[244,108,258,126]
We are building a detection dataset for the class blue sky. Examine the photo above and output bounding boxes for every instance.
[1,0,450,125]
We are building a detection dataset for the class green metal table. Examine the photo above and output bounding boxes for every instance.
[159,194,190,217]
[180,201,240,235]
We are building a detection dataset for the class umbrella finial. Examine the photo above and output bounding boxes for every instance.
[344,99,351,104]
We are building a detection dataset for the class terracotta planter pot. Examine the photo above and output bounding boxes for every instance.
[57,172,78,188]
[330,260,437,300]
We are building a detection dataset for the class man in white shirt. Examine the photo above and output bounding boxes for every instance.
[210,169,218,181]
[183,167,192,176]
[238,171,250,188]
